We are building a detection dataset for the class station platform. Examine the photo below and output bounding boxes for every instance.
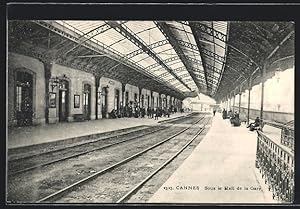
[149,113,278,204]
[7,112,190,149]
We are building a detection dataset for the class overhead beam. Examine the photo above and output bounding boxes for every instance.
[125,39,169,59]
[106,21,192,91]
[61,23,112,57]
[185,48,249,80]
[184,22,227,43]
[190,22,258,68]
[155,22,205,93]
[145,56,180,71]
[189,22,210,93]
[35,20,187,95]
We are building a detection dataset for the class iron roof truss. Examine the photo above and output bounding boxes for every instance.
[105,21,192,91]
[155,21,208,94]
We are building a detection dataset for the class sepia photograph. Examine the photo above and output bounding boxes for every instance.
[6,4,295,205]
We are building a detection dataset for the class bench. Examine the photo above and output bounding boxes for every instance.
[73,114,85,122]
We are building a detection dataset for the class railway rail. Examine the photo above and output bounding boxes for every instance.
[8,114,201,176]
[8,113,196,161]
[7,113,209,203]
[36,116,210,203]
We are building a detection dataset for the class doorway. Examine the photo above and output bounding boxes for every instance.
[58,80,69,122]
[114,89,120,112]
[15,71,33,126]
[83,84,91,120]
[125,91,129,106]
[141,95,144,108]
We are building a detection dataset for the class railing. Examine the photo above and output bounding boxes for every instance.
[256,131,294,202]
[262,120,294,152]
[281,127,294,152]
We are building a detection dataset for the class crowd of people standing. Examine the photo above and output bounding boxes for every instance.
[109,102,181,120]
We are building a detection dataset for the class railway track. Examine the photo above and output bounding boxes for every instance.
[8,113,196,161]
[7,114,207,203]
[35,116,210,203]
[8,114,201,176]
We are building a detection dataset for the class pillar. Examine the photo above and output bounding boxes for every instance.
[260,64,267,120]
[94,74,101,120]
[150,91,153,108]
[138,87,142,107]
[159,93,161,108]
[43,61,52,124]
[226,96,229,111]
[122,83,126,107]
[238,91,242,114]
[165,95,168,108]
[247,77,252,125]
[232,92,236,112]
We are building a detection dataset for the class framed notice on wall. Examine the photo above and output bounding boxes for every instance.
[49,92,56,108]
[74,95,80,108]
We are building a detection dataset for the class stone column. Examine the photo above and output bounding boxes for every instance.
[122,83,126,107]
[150,91,153,108]
[138,87,142,106]
[94,74,101,120]
[43,61,53,124]
[159,93,161,108]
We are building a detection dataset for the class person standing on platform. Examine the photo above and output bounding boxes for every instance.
[147,107,150,118]
[222,109,227,119]
[141,107,145,118]
[154,108,159,120]
[129,104,133,118]
[213,109,216,116]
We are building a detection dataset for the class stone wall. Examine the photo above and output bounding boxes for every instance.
[8,52,183,126]
[8,52,46,126]
[233,106,294,124]
[51,63,96,122]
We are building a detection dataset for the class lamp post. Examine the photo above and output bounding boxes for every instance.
[49,76,60,93]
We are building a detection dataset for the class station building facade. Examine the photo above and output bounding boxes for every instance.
[8,52,183,127]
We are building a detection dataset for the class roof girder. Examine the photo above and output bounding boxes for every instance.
[60,23,112,58]
[106,21,192,92]
[125,39,169,59]
[155,21,207,93]
[145,56,180,71]
[183,46,249,80]
[177,40,225,63]
[180,21,227,42]
[189,22,211,93]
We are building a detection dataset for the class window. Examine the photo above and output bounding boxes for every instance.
[83,92,88,105]
[16,86,22,111]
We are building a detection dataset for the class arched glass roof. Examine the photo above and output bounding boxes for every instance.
[9,20,293,101]
[56,20,228,93]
